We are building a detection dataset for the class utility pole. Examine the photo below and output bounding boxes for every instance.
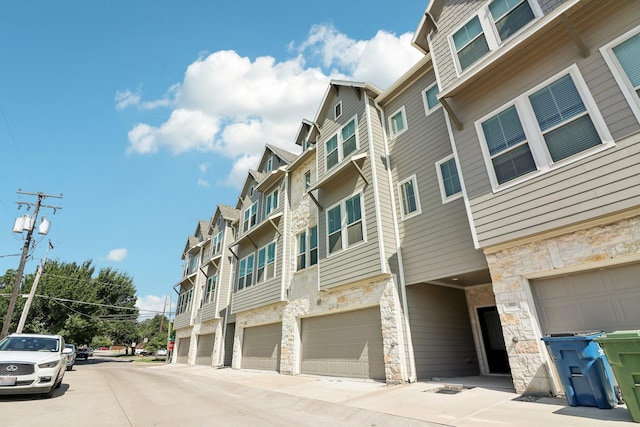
[16,240,53,333]
[159,296,167,334]
[1,190,62,339]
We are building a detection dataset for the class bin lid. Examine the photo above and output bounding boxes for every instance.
[595,330,640,341]
[541,331,604,341]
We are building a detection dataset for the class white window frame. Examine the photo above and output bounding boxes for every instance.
[256,241,276,284]
[475,65,614,191]
[296,225,318,271]
[435,155,463,203]
[205,274,217,304]
[324,115,359,172]
[304,170,311,190]
[264,188,279,217]
[600,25,640,124]
[397,175,422,220]
[422,82,442,116]
[266,156,273,173]
[242,202,258,233]
[388,106,408,138]
[237,253,255,291]
[448,0,542,76]
[334,101,342,119]
[326,192,366,256]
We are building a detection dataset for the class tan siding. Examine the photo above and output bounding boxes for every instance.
[385,70,487,282]
[448,2,640,248]
[232,280,282,314]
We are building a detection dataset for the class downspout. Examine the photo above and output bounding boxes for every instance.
[373,98,417,383]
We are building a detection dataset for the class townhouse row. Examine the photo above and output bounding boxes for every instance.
[171,0,640,396]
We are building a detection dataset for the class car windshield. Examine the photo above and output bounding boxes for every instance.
[0,337,59,352]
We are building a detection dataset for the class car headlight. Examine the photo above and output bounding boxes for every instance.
[38,360,60,369]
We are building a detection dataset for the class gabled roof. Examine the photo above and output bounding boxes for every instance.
[265,143,299,164]
[313,80,381,127]
[182,234,201,257]
[236,169,264,210]
[210,204,241,232]
[294,119,320,147]
[412,0,444,54]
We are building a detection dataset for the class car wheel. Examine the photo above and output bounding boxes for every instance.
[42,383,56,399]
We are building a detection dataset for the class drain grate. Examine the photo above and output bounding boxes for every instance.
[425,386,474,395]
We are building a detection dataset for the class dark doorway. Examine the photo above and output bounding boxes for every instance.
[223,323,235,367]
[478,306,510,374]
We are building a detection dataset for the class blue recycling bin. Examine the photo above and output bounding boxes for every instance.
[542,331,617,408]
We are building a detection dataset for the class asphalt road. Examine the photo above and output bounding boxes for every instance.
[0,356,430,427]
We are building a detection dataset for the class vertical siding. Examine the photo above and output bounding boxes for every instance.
[385,70,487,282]
[407,284,480,379]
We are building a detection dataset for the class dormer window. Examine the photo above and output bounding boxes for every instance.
[450,0,540,74]
[335,101,342,119]
[266,156,273,173]
[249,185,255,197]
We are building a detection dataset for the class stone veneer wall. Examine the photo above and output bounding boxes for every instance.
[484,215,640,394]
[232,276,408,383]
[465,284,496,375]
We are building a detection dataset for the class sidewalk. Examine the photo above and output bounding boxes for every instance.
[164,365,637,426]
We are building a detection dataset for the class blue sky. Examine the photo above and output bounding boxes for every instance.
[0,1,427,319]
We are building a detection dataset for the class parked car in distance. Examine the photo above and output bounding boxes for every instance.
[76,347,90,360]
[134,348,149,356]
[64,344,76,370]
[156,348,167,356]
[0,333,73,398]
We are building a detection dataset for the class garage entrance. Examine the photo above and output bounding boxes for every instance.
[531,263,640,334]
[195,333,215,366]
[300,307,385,380]
[176,337,190,364]
[241,323,281,371]
[407,285,479,379]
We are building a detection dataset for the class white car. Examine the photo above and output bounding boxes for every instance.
[0,333,73,398]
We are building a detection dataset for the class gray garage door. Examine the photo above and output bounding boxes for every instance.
[195,333,215,366]
[241,323,281,371]
[301,307,385,380]
[531,263,640,335]
[176,337,190,364]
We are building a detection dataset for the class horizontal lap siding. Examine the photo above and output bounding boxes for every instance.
[450,2,640,248]
[217,226,236,311]
[368,101,399,277]
[232,280,282,314]
[386,70,487,283]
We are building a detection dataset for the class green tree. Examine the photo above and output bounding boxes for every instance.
[12,259,138,346]
[136,314,170,354]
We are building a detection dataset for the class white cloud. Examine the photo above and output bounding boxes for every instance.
[122,24,422,189]
[136,295,174,321]
[106,248,128,262]
[197,178,210,187]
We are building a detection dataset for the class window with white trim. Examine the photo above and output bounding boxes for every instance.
[237,253,254,290]
[422,83,441,115]
[204,274,217,304]
[601,26,640,124]
[476,67,612,188]
[398,176,421,219]
[210,231,223,257]
[324,116,358,171]
[450,0,540,73]
[327,193,364,255]
[264,188,279,216]
[266,156,273,173]
[389,107,408,138]
[256,242,276,283]
[305,171,311,190]
[436,155,463,202]
[335,101,342,119]
[242,202,258,232]
[296,226,318,271]
[185,253,198,276]
[176,288,193,315]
